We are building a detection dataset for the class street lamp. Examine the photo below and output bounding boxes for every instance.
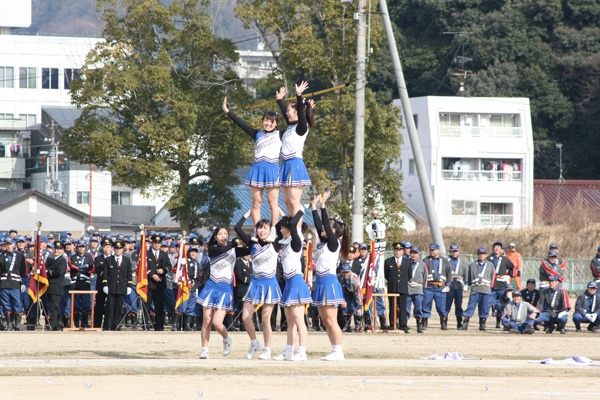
[555,143,565,183]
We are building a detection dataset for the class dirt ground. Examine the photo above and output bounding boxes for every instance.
[2,323,600,399]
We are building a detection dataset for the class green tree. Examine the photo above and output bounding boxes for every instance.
[62,0,251,231]
[234,0,406,242]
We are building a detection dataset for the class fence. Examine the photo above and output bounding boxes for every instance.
[383,251,593,292]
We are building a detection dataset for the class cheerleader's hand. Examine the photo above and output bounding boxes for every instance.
[222,96,229,113]
[307,98,316,109]
[311,194,321,210]
[275,86,287,100]
[295,80,309,96]
[244,209,252,219]
[320,191,331,207]
[279,207,286,218]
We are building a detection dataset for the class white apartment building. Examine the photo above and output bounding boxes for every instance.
[395,96,534,230]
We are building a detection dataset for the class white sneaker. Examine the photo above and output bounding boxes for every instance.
[258,348,272,360]
[199,348,209,359]
[265,230,277,243]
[321,351,345,361]
[292,352,307,361]
[273,350,293,361]
[246,341,263,359]
[222,336,232,356]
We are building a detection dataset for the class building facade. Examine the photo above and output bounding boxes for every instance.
[396,96,534,229]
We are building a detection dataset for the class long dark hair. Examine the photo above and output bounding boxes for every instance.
[208,226,229,247]
[256,219,271,229]
[290,99,315,129]
[330,219,350,260]
[279,216,292,230]
[262,110,279,127]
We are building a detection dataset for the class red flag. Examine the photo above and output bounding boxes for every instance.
[362,240,376,311]
[136,231,149,302]
[28,223,49,302]
[304,240,313,289]
[174,240,190,310]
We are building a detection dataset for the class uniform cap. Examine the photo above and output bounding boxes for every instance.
[493,241,503,248]
[151,234,162,243]
[9,228,17,233]
[349,245,356,253]
[393,242,404,250]
[477,247,487,254]
[89,236,99,242]
[429,243,440,250]
[549,243,559,249]
[410,246,420,253]
[128,237,136,243]
[588,281,598,289]
[93,231,100,236]
[169,242,178,248]
[508,242,516,248]
[548,250,558,257]
[41,236,48,243]
[505,284,514,291]
[340,263,351,272]
[513,290,522,297]
[76,239,87,247]
[25,235,32,241]
[114,240,125,249]
[526,278,536,284]
[403,241,412,248]
[54,241,64,250]
[449,244,459,251]
[188,246,199,253]
[597,245,600,252]
[47,233,54,239]
[101,238,113,247]
[189,237,200,246]
[4,237,14,244]
[358,243,368,250]
[175,233,183,240]
[202,234,212,244]
[161,241,168,247]
[16,235,26,242]
[547,275,558,281]
[64,238,73,244]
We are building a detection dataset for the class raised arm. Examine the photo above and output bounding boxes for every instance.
[234,210,253,246]
[311,194,326,243]
[290,210,305,252]
[295,81,309,136]
[276,86,290,125]
[223,96,258,140]
[320,207,338,252]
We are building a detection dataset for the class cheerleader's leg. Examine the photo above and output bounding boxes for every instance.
[266,187,280,226]
[250,186,264,226]
[242,301,257,340]
[260,304,275,347]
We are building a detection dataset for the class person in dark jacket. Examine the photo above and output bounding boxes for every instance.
[102,240,133,330]
[383,242,411,333]
[46,241,68,331]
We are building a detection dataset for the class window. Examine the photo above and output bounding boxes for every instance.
[413,114,418,129]
[439,113,460,126]
[489,114,520,127]
[77,191,90,205]
[19,67,36,88]
[451,200,477,216]
[42,68,59,89]
[398,159,402,171]
[409,159,415,175]
[480,203,512,216]
[19,114,37,128]
[64,68,80,90]
[111,191,131,205]
[0,67,14,88]
[0,113,14,119]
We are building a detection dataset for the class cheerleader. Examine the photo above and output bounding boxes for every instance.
[223,96,281,237]
[276,82,315,224]
[311,191,350,361]
[272,210,311,361]
[196,226,250,359]
[235,211,282,360]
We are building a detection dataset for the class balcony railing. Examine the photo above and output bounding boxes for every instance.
[481,214,513,226]
[440,126,523,138]
[441,170,522,182]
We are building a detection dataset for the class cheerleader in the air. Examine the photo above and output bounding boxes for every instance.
[223,96,281,240]
[196,226,250,359]
[235,212,282,360]
[311,191,350,361]
[272,209,311,361]
[276,81,315,224]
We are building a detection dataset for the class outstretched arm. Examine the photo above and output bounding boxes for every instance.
[276,86,290,125]
[319,191,338,252]
[234,210,253,246]
[295,81,309,136]
[223,96,258,140]
[290,210,305,252]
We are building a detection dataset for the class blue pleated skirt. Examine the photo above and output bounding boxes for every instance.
[311,274,345,307]
[279,158,311,187]
[280,274,312,307]
[245,160,280,188]
[197,280,234,311]
[243,276,282,305]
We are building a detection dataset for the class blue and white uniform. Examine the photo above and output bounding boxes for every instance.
[277,95,311,187]
[227,111,281,188]
[278,211,312,307]
[234,218,282,305]
[197,244,250,311]
[311,207,345,306]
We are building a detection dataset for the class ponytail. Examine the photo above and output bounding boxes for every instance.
[304,100,315,129]
[331,219,350,260]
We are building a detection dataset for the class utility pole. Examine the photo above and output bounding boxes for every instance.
[378,0,446,252]
[352,0,367,244]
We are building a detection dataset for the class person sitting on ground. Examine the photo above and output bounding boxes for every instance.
[535,275,570,334]
[501,290,538,334]
[573,281,600,332]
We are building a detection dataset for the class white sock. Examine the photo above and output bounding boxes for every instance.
[285,344,294,353]
[298,346,307,355]
[332,345,342,353]
[223,335,230,341]
[263,346,270,352]
[251,339,259,345]
[202,347,209,352]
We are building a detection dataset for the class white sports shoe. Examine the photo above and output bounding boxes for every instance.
[273,350,293,361]
[246,341,263,359]
[265,230,277,243]
[258,348,272,360]
[292,352,307,361]
[321,351,345,361]
[222,336,232,356]
[199,348,209,359]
